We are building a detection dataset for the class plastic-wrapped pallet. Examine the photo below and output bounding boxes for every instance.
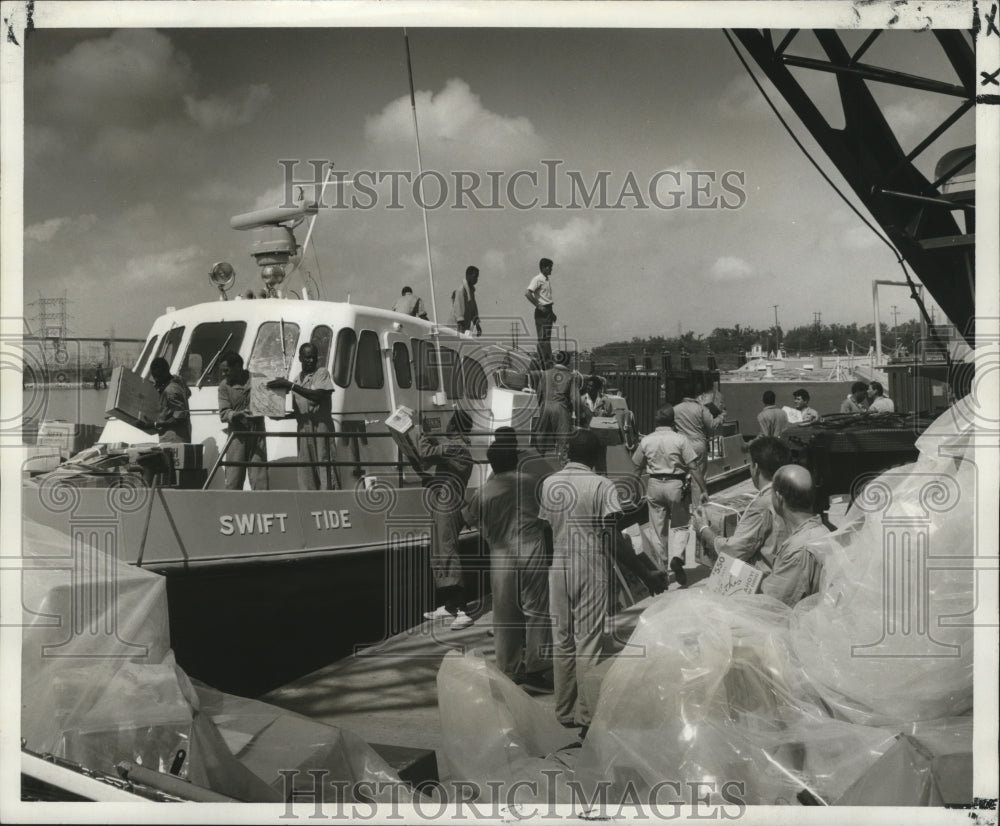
[21,519,409,802]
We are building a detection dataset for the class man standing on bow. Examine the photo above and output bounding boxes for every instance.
[525,258,556,368]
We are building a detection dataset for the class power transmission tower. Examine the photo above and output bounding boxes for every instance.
[27,291,73,339]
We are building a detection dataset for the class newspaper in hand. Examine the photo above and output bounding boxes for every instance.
[706,552,764,596]
[250,373,288,417]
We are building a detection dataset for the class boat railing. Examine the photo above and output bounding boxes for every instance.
[203,427,544,490]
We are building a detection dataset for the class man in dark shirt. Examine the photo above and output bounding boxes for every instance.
[419,411,476,630]
[463,440,551,688]
[757,390,789,437]
[450,266,482,336]
[841,381,870,413]
[148,357,191,443]
[217,351,268,490]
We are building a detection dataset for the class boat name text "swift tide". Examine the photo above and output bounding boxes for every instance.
[218,510,354,535]
[220,513,289,536]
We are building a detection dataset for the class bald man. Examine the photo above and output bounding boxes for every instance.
[760,464,830,606]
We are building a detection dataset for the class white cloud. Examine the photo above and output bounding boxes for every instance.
[708,256,756,282]
[522,217,603,262]
[480,249,506,275]
[365,78,543,167]
[32,30,193,129]
[184,84,271,132]
[24,214,97,245]
[124,245,205,282]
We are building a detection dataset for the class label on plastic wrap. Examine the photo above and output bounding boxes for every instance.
[706,552,764,596]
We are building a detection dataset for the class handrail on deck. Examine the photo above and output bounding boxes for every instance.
[202,426,540,490]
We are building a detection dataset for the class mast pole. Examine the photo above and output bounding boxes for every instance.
[404,29,439,327]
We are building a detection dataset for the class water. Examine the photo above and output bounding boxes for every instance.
[21,385,110,431]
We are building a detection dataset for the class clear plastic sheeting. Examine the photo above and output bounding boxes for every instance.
[574,591,900,805]
[790,409,976,726]
[436,401,977,807]
[21,518,406,802]
[191,681,409,801]
[436,650,582,803]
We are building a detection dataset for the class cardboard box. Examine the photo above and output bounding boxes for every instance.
[589,415,623,445]
[705,552,764,596]
[158,442,204,470]
[36,420,103,459]
[105,366,159,427]
[695,502,741,565]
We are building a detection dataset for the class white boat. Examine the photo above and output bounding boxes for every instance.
[20,198,639,694]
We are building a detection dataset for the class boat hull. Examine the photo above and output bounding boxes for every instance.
[22,484,490,695]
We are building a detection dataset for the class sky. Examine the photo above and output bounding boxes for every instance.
[19,20,974,348]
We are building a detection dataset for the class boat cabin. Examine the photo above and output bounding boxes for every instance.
[100,298,538,490]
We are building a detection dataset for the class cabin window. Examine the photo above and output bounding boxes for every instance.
[439,346,460,400]
[135,335,159,374]
[355,330,384,389]
[332,328,357,387]
[392,342,412,388]
[411,338,439,391]
[248,321,300,378]
[180,321,248,387]
[311,325,333,369]
[155,326,186,372]
[462,355,488,400]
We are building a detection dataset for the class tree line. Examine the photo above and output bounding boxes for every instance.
[588,319,924,372]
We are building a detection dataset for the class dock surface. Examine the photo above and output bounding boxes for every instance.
[262,477,851,758]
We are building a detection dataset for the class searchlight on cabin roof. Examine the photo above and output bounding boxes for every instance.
[230,200,319,297]
[209,261,236,300]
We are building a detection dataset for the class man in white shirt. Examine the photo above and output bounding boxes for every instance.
[790,388,821,425]
[867,381,895,414]
[525,258,556,366]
